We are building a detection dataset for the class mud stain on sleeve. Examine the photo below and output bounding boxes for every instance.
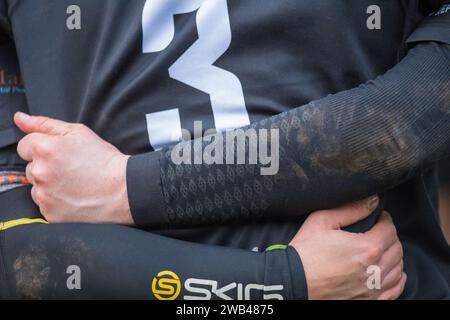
[60,237,94,268]
[13,244,50,300]
[12,236,94,299]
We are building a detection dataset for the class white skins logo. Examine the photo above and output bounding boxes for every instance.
[184,278,284,300]
[170,121,280,176]
[151,270,284,300]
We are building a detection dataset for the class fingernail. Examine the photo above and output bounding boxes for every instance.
[367,195,380,212]
[16,112,31,121]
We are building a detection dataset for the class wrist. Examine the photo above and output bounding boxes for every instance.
[106,153,134,225]
[292,242,320,300]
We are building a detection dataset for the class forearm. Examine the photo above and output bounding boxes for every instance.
[0,187,306,300]
[128,42,450,228]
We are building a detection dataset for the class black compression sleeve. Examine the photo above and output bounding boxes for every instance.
[128,41,450,229]
[0,187,307,300]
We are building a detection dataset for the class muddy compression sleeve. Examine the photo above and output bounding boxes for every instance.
[0,187,306,300]
[127,42,450,228]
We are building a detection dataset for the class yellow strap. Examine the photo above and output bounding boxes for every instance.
[0,218,48,231]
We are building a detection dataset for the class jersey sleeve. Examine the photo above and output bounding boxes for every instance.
[407,1,450,45]
[127,41,450,229]
[0,187,307,300]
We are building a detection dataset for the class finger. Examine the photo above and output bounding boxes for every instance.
[381,260,404,291]
[25,162,35,185]
[365,211,398,251]
[30,185,39,206]
[14,112,71,136]
[318,195,379,229]
[17,133,50,162]
[378,241,403,278]
[377,272,407,300]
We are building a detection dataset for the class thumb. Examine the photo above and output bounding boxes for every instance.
[318,196,380,230]
[14,112,72,136]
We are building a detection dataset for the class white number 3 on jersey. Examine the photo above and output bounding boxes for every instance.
[142,0,250,150]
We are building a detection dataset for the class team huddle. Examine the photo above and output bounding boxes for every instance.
[0,0,449,299]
